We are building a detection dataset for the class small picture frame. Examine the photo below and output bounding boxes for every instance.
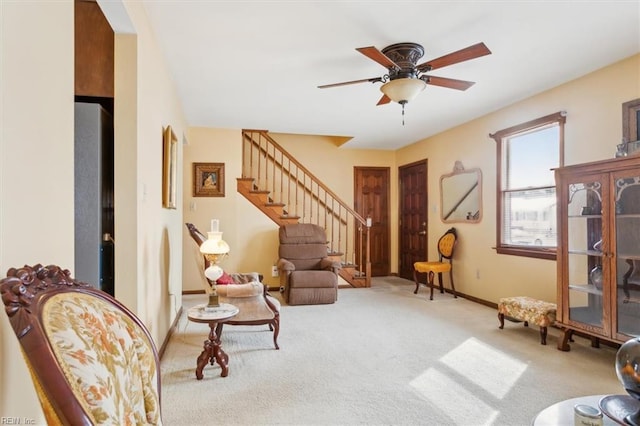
[193,162,225,197]
[162,126,178,209]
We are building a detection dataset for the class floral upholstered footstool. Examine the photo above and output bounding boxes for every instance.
[498,296,557,345]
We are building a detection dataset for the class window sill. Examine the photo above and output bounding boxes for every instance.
[495,246,557,261]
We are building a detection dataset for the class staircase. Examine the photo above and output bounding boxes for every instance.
[237,129,371,288]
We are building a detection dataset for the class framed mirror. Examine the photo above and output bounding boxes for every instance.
[440,161,482,223]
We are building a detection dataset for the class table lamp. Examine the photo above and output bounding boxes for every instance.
[199,219,230,309]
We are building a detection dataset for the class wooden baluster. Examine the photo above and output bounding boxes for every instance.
[242,133,246,178]
[257,133,262,188]
[294,167,299,218]
[318,189,321,225]
[302,173,306,221]
[271,142,275,198]
[344,211,349,267]
[309,179,313,222]
[337,205,342,257]
[279,150,284,204]
[287,158,292,214]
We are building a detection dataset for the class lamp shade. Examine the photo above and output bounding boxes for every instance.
[380,78,426,104]
[200,231,230,255]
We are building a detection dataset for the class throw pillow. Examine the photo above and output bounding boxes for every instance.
[216,271,234,285]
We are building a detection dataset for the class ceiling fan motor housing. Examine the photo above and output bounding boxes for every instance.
[381,42,425,80]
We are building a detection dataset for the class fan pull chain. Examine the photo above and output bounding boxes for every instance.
[402,102,406,126]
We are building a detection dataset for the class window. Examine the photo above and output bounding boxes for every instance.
[490,111,566,260]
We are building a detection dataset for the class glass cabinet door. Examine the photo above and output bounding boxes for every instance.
[565,177,608,334]
[613,172,640,340]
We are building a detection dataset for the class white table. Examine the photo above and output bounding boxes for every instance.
[532,394,618,425]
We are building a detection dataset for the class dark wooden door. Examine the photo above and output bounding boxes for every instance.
[399,160,428,280]
[354,167,390,276]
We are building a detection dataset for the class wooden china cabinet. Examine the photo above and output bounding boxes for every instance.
[555,155,640,351]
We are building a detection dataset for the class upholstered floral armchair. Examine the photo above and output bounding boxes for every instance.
[0,264,162,425]
[186,223,280,349]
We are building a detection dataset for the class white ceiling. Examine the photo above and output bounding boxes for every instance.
[138,1,640,150]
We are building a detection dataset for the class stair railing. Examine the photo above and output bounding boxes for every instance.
[241,129,371,285]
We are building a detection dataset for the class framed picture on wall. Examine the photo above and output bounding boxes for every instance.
[193,162,225,197]
[622,98,640,156]
[162,125,178,209]
[623,98,640,143]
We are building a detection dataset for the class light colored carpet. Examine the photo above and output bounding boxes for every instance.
[160,277,624,425]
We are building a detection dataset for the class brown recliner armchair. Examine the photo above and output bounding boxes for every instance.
[277,223,341,305]
[186,223,280,349]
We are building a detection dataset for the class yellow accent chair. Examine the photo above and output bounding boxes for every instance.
[185,223,281,349]
[413,227,458,300]
[0,264,162,425]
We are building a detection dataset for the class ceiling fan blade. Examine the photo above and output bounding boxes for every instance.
[376,94,391,106]
[318,76,382,89]
[416,42,491,72]
[425,75,476,91]
[356,46,401,70]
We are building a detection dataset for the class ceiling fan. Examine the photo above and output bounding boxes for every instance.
[318,41,491,122]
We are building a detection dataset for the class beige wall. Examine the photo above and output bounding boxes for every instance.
[0,0,186,419]
[181,130,397,292]
[397,54,640,305]
[0,2,74,421]
[116,1,186,340]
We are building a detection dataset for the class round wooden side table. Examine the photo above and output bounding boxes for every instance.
[187,303,239,380]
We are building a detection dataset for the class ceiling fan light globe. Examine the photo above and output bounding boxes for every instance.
[380,78,426,104]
